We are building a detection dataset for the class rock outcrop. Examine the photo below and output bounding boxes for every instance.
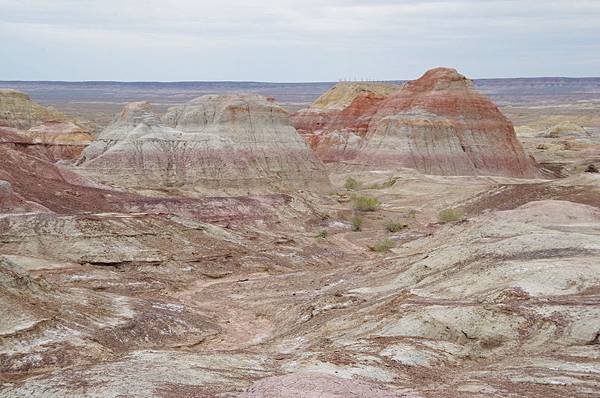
[308,82,400,112]
[355,68,539,177]
[26,120,93,145]
[543,122,591,138]
[78,95,330,195]
[0,89,93,160]
[296,68,539,178]
[0,89,65,130]
[293,82,400,162]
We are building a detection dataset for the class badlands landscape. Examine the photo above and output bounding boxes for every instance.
[1,67,600,398]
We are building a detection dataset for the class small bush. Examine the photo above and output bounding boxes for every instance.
[315,230,328,239]
[369,239,395,252]
[344,177,361,191]
[384,220,407,232]
[438,208,465,223]
[352,195,381,212]
[351,216,363,231]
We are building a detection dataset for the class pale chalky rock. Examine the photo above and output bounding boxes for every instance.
[79,95,330,195]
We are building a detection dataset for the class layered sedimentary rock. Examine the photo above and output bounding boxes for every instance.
[296,69,539,178]
[0,89,65,130]
[26,120,93,155]
[78,95,330,195]
[0,144,112,213]
[0,179,50,213]
[293,82,399,162]
[0,89,93,160]
[356,68,538,177]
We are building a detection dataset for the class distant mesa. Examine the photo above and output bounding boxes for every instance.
[294,68,539,178]
[78,94,330,195]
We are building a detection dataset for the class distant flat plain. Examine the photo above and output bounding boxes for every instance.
[1,77,600,131]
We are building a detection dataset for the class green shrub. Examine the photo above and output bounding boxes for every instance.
[351,216,363,232]
[352,195,381,212]
[384,220,407,232]
[344,177,361,191]
[438,208,465,223]
[369,239,395,252]
[315,230,328,239]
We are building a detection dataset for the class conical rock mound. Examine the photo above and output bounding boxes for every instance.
[78,94,330,195]
[355,68,539,177]
[295,68,539,178]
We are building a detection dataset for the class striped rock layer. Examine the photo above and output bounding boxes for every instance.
[0,89,93,160]
[294,68,539,178]
[78,94,330,195]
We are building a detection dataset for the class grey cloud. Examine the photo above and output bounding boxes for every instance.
[0,0,598,81]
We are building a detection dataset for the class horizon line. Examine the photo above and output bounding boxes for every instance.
[2,76,600,85]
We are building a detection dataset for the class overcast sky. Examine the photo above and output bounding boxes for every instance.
[1,0,599,81]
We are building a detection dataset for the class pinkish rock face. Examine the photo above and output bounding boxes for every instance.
[0,180,13,200]
[356,68,539,177]
[294,68,539,178]
[294,92,389,162]
[293,83,398,163]
[78,95,330,195]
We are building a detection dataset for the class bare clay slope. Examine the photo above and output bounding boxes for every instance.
[293,82,400,162]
